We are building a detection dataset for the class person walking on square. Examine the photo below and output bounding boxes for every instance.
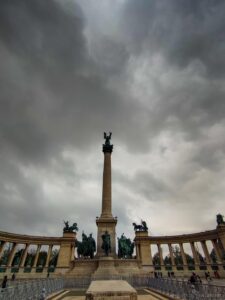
[1,275,8,290]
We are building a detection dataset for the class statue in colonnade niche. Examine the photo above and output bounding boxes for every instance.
[118,233,134,259]
[63,221,79,233]
[217,214,225,225]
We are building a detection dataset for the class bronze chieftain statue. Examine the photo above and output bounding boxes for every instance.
[75,232,96,259]
[118,233,134,259]
[101,231,111,256]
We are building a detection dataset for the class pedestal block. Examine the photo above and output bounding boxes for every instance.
[86,280,137,300]
[92,257,119,278]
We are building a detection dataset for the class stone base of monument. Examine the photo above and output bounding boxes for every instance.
[86,280,137,300]
[92,257,119,278]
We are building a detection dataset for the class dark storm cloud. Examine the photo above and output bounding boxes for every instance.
[0,0,225,236]
[122,0,225,77]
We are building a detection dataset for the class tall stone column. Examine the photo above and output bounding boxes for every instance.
[190,242,200,271]
[96,133,117,256]
[179,243,188,271]
[7,243,17,267]
[168,243,176,267]
[20,244,29,268]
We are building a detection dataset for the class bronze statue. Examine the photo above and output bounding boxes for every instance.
[104,132,112,145]
[118,234,134,259]
[63,221,78,233]
[103,132,113,153]
[132,220,148,232]
[101,231,111,256]
[75,232,96,259]
[217,214,225,225]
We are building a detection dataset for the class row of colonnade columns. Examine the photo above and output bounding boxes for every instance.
[135,226,225,276]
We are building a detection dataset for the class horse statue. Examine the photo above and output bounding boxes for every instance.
[132,220,148,232]
[118,234,134,259]
[101,231,111,256]
[63,221,78,233]
[217,214,225,225]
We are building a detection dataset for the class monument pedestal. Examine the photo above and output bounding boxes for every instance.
[86,280,137,300]
[92,257,119,279]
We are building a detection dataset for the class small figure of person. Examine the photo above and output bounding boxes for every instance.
[47,272,50,278]
[205,271,212,282]
[1,275,8,289]
[214,270,220,279]
[40,287,46,300]
[189,273,196,286]
[11,273,16,281]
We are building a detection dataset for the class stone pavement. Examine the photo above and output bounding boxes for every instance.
[49,289,170,300]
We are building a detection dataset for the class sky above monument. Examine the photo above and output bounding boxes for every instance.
[0,0,225,240]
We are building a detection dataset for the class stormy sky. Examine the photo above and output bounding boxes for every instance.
[0,0,225,241]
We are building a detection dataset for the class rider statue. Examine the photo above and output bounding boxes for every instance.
[101,231,111,256]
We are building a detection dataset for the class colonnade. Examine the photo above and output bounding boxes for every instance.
[0,231,76,277]
[135,225,225,277]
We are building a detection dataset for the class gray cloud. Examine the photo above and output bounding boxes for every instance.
[0,0,225,239]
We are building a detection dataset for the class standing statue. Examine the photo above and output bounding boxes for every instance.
[63,221,78,233]
[104,132,112,145]
[217,214,225,225]
[103,132,113,153]
[118,234,134,259]
[101,231,111,256]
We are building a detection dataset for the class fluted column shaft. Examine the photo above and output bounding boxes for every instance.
[157,244,164,266]
[0,242,6,259]
[20,244,29,268]
[201,241,212,265]
[179,243,187,266]
[168,243,175,266]
[33,245,41,267]
[45,245,53,267]
[101,152,112,218]
[7,243,17,267]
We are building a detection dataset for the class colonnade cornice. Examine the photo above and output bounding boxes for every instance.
[0,231,75,245]
[134,228,225,244]
[146,229,220,244]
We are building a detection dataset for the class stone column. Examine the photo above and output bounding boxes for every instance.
[101,151,113,218]
[45,245,53,268]
[157,244,164,269]
[20,244,29,268]
[0,241,6,259]
[7,243,17,267]
[190,242,200,270]
[96,134,117,256]
[33,245,41,268]
[201,241,212,265]
[211,239,222,263]
[168,243,176,267]
[71,245,75,261]
[179,243,188,270]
